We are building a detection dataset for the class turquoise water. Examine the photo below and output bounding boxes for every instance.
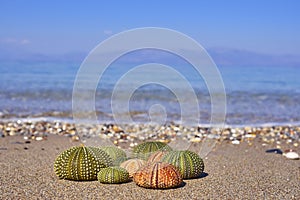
[0,60,300,125]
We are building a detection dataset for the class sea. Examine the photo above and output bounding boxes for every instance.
[1,57,300,127]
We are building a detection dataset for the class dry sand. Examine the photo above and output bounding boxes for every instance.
[0,135,299,200]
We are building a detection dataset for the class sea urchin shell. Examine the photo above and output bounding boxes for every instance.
[97,166,130,184]
[147,151,169,163]
[133,162,183,189]
[54,146,113,181]
[99,146,127,165]
[161,150,204,179]
[133,141,172,160]
[120,158,146,178]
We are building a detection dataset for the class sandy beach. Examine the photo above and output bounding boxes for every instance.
[0,125,299,200]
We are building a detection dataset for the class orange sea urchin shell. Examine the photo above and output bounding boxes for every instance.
[133,162,183,189]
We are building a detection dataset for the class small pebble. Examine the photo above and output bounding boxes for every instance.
[190,138,201,143]
[129,143,135,147]
[71,135,80,142]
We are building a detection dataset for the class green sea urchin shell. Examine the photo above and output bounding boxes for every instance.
[97,166,130,184]
[133,141,172,160]
[99,146,127,166]
[54,146,113,181]
[161,150,204,179]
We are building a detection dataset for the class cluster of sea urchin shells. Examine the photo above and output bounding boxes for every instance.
[54,141,205,189]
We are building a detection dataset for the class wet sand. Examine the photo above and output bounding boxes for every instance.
[0,134,299,200]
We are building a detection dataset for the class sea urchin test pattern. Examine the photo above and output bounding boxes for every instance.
[72,27,226,149]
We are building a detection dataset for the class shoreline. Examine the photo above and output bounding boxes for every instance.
[2,115,300,128]
[1,110,300,128]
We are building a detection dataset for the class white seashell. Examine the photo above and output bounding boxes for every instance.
[231,140,240,145]
[283,152,299,160]
[35,136,43,141]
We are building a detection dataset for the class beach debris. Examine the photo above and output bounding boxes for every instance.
[120,158,146,178]
[283,150,299,160]
[132,141,172,160]
[99,146,127,166]
[54,146,113,181]
[161,150,204,179]
[265,148,283,154]
[133,162,183,189]
[97,166,130,184]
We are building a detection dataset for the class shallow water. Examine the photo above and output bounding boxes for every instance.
[1,61,300,126]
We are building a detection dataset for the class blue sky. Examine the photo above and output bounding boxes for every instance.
[0,0,300,65]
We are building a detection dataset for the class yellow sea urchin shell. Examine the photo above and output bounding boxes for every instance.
[54,146,113,181]
[133,162,183,189]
